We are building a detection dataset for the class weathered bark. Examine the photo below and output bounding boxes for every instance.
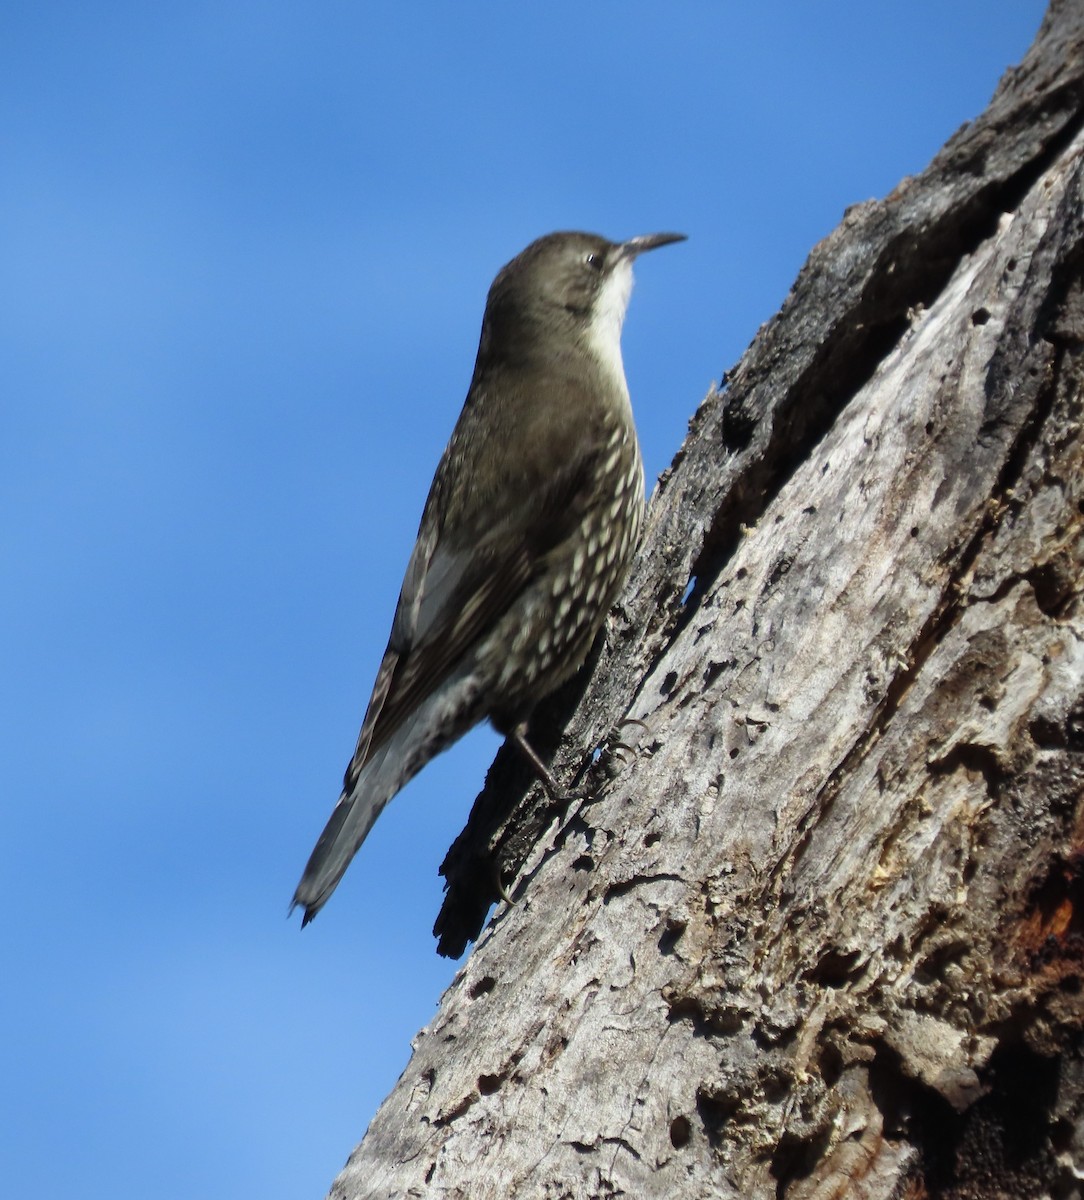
[332,4,1084,1196]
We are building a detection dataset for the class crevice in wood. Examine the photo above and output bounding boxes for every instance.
[803,946,867,990]
[926,740,1011,793]
[602,873,684,904]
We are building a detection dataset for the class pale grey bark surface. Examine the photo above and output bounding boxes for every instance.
[331,4,1084,1196]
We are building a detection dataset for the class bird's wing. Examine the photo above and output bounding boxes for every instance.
[341,443,601,791]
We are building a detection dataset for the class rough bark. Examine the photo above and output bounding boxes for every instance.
[331,4,1084,1196]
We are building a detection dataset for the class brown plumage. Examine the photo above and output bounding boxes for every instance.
[292,230,685,924]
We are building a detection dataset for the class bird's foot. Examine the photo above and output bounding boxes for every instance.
[595,716,653,779]
[493,861,518,906]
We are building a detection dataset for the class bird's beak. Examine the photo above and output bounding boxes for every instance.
[618,232,688,260]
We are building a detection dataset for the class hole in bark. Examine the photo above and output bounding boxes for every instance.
[914,938,970,985]
[644,830,662,848]
[1068,698,1084,751]
[765,553,795,591]
[477,1073,501,1096]
[972,307,992,325]
[1032,710,1065,748]
[572,854,594,872]
[1051,1117,1074,1153]
[928,741,1007,792]
[660,670,678,696]
[703,660,725,687]
[1029,558,1076,616]
[469,975,496,999]
[807,947,864,987]
[659,917,687,955]
[669,1115,692,1149]
[721,392,757,452]
[868,1039,1067,1195]
[761,1066,793,1102]
[869,1042,956,1144]
[770,1126,833,1197]
[818,1042,844,1087]
[696,1087,740,1147]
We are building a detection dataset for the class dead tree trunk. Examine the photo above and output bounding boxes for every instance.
[330,4,1084,1196]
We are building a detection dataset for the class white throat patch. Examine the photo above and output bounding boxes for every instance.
[584,257,634,399]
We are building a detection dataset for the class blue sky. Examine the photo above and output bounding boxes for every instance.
[1,4,1046,1197]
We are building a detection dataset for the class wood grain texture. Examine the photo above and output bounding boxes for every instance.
[332,4,1084,1196]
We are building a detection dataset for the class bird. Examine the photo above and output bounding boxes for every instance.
[292,229,685,925]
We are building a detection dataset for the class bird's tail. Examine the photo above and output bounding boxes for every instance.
[290,730,407,925]
[291,670,481,925]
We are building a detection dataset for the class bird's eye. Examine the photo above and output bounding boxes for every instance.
[584,251,603,271]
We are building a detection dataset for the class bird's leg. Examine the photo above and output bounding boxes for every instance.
[487,723,579,910]
[509,722,582,804]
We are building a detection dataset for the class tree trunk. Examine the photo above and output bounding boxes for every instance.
[332,4,1084,1196]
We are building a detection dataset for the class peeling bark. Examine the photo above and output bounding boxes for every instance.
[330,4,1084,1196]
